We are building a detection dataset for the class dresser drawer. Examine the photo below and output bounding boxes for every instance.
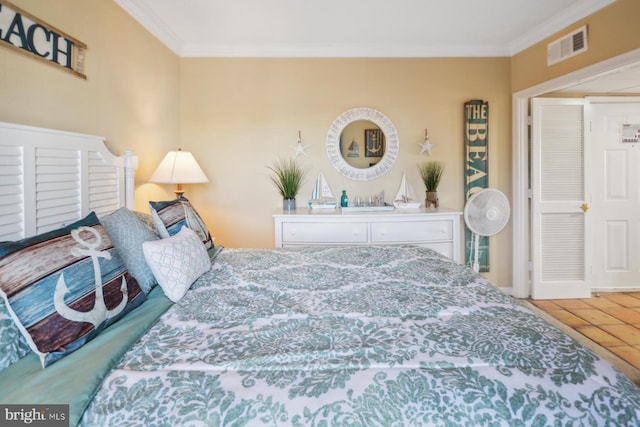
[274,209,462,262]
[371,220,453,243]
[282,222,368,243]
[418,242,454,259]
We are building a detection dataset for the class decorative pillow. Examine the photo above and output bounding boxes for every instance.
[0,297,31,371]
[149,197,221,258]
[142,227,210,302]
[101,207,159,294]
[0,212,146,367]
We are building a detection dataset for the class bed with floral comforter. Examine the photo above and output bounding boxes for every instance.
[78,245,640,426]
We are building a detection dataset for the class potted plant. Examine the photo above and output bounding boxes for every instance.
[418,161,445,208]
[267,157,307,211]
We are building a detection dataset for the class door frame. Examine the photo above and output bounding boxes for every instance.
[511,48,640,298]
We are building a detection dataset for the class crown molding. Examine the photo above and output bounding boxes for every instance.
[181,43,511,58]
[114,0,184,55]
[508,0,615,55]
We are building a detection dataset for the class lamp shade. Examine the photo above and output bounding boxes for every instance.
[149,149,208,197]
[150,150,209,184]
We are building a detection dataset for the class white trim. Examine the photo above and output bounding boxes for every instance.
[123,150,138,210]
[592,287,640,293]
[114,0,183,55]
[586,96,640,103]
[511,48,640,298]
[181,44,511,59]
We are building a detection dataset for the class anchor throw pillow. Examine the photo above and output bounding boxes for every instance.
[0,212,146,368]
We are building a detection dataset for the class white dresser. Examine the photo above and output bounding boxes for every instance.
[273,208,462,262]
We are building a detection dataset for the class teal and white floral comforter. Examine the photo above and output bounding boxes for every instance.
[80,246,640,426]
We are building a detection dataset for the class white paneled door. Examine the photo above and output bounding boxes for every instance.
[531,98,591,299]
[589,99,640,291]
[531,97,640,299]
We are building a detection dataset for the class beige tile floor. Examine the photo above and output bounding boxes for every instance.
[529,292,640,370]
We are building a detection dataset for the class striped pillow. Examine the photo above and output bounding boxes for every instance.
[149,197,218,257]
[0,212,145,367]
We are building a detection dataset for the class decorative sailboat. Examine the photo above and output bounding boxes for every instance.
[308,173,337,209]
[393,173,421,209]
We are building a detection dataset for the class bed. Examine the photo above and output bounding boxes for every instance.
[1,122,640,426]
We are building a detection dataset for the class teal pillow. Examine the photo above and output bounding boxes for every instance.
[0,212,146,367]
[101,208,159,294]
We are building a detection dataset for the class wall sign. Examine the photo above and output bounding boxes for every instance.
[621,124,640,143]
[464,100,489,272]
[0,1,86,79]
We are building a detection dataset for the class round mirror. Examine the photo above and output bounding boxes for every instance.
[340,120,384,169]
[326,107,399,181]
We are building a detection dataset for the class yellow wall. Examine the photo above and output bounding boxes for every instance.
[511,0,640,92]
[179,58,513,284]
[0,0,181,210]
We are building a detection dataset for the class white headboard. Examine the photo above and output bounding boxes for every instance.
[0,122,137,241]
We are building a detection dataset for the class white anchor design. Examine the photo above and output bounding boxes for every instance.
[53,226,127,328]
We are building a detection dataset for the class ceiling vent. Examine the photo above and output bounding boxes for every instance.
[547,25,588,66]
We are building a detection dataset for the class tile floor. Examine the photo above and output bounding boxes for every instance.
[529,292,640,371]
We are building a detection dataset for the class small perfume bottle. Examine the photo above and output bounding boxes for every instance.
[340,190,348,207]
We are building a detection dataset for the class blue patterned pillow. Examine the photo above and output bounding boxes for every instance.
[101,208,158,294]
[0,212,146,367]
[149,197,221,258]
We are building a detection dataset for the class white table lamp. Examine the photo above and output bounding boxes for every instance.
[149,149,209,198]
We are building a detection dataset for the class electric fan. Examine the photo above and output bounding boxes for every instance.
[463,188,510,272]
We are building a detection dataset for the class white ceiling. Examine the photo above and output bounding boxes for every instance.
[115,0,615,58]
[115,0,640,94]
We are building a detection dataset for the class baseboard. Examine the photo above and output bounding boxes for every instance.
[591,287,640,293]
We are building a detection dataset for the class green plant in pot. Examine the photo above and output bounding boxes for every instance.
[267,157,307,211]
[418,160,445,208]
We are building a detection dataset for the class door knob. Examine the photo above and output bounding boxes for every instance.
[581,203,589,212]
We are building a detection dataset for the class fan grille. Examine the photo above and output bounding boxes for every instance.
[464,189,510,236]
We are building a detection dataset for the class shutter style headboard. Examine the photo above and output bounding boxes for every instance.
[0,122,137,241]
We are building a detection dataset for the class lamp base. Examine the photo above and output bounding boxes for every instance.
[174,184,184,199]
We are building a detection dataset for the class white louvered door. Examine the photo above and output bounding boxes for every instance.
[531,98,591,299]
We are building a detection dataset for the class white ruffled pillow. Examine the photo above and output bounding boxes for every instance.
[142,226,210,302]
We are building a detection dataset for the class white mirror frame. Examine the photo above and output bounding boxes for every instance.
[326,107,399,181]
